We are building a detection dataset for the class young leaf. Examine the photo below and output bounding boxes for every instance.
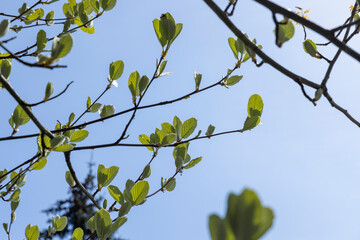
[181,118,197,139]
[118,202,132,217]
[1,59,12,79]
[225,75,243,86]
[194,71,202,90]
[173,116,182,140]
[206,124,215,137]
[275,19,295,47]
[97,164,119,190]
[164,178,176,192]
[36,30,47,52]
[31,157,47,170]
[107,185,124,204]
[109,60,124,80]
[55,216,68,231]
[138,134,154,151]
[139,75,149,95]
[70,130,89,142]
[44,82,54,101]
[0,19,10,37]
[72,227,84,240]
[51,33,73,59]
[303,39,317,57]
[128,71,140,103]
[53,144,74,152]
[242,116,260,131]
[11,105,30,128]
[314,88,323,101]
[184,157,202,169]
[25,225,40,240]
[100,0,116,11]
[131,181,149,205]
[247,94,264,118]
[100,105,115,118]
[141,164,151,179]
[65,170,75,188]
[228,37,239,60]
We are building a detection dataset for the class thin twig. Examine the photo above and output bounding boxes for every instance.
[64,152,101,209]
[0,43,66,69]
[0,74,54,139]
[251,0,360,62]
[27,81,74,107]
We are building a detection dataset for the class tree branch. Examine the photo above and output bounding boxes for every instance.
[64,152,101,209]
[0,74,54,139]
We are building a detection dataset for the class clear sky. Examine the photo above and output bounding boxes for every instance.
[1,0,360,239]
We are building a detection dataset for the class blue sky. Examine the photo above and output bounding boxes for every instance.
[1,0,360,239]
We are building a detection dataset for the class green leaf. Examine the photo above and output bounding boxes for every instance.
[0,169,8,184]
[181,118,197,139]
[65,170,75,188]
[314,88,323,101]
[106,216,127,239]
[225,75,243,86]
[10,189,21,202]
[94,209,112,239]
[303,39,317,57]
[11,105,30,127]
[36,30,47,52]
[25,225,40,240]
[44,82,54,101]
[128,71,140,103]
[194,71,202,90]
[225,189,273,240]
[0,19,10,38]
[25,8,44,21]
[153,19,166,47]
[206,124,215,137]
[74,17,95,34]
[161,133,176,146]
[109,60,124,80]
[107,185,124,204]
[141,164,151,179]
[242,116,260,131]
[70,130,89,142]
[184,157,202,169]
[3,223,8,234]
[72,227,84,240]
[100,0,117,11]
[45,11,55,26]
[90,0,100,13]
[50,135,66,148]
[161,122,175,134]
[130,181,149,205]
[31,157,47,170]
[55,216,68,231]
[159,61,167,75]
[228,37,239,60]
[139,75,149,95]
[173,143,188,161]
[1,59,12,79]
[87,216,95,233]
[100,105,115,118]
[173,116,182,140]
[97,164,119,190]
[51,33,73,59]
[175,156,184,170]
[118,202,132,217]
[89,103,102,113]
[11,199,20,212]
[159,13,176,45]
[236,38,246,56]
[275,19,295,47]
[247,94,264,118]
[138,134,154,151]
[54,143,74,152]
[164,178,176,192]
[171,23,183,44]
[209,215,235,240]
